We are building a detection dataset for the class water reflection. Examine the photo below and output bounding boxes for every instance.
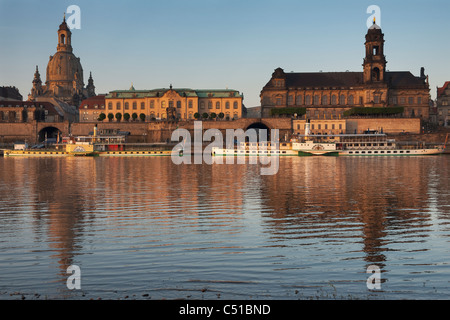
[0,155,449,299]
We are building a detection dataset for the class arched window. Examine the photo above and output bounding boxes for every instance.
[125,102,129,110]
[132,102,137,110]
[188,100,193,108]
[225,102,230,109]
[331,95,337,105]
[233,101,238,109]
[60,34,65,45]
[216,102,220,109]
[321,95,328,105]
[208,101,212,109]
[276,95,283,105]
[116,102,121,110]
[200,101,205,109]
[305,95,311,105]
[314,95,320,105]
[348,95,354,105]
[177,101,182,108]
[141,102,145,109]
[296,95,303,105]
[372,67,380,81]
[108,102,113,110]
[288,95,293,105]
[340,95,346,105]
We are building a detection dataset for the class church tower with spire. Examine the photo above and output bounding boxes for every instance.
[28,14,96,108]
[362,17,389,107]
[86,72,96,97]
[363,18,387,84]
[28,66,43,100]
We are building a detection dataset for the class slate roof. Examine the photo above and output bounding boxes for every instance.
[386,72,428,88]
[284,72,364,88]
[265,69,428,90]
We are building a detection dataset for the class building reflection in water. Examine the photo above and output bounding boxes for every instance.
[0,155,448,298]
[255,157,438,274]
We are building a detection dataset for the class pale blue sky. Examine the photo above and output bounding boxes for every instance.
[1,0,449,107]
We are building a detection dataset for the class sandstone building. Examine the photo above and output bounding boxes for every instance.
[79,85,244,122]
[436,81,450,127]
[27,15,95,121]
[260,20,431,120]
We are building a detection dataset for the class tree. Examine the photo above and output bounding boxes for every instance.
[108,113,114,121]
[139,113,146,122]
[202,112,209,120]
[218,112,225,120]
[115,113,122,122]
[210,112,217,120]
[123,113,130,121]
[98,113,106,121]
[194,112,200,119]
[270,107,307,117]
[132,113,138,121]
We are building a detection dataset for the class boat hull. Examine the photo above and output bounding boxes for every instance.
[2,150,174,157]
[339,148,444,156]
[211,149,298,156]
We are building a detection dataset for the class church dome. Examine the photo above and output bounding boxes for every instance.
[46,50,84,85]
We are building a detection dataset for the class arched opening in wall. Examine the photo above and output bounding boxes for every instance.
[22,110,28,122]
[372,67,380,81]
[38,127,61,143]
[245,122,271,141]
[8,111,17,122]
[60,34,65,45]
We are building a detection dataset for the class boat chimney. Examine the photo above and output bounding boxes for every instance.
[93,124,98,143]
[305,119,311,137]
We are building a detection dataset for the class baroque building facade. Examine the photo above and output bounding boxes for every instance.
[79,85,244,122]
[260,20,430,120]
[436,81,450,127]
[28,15,95,109]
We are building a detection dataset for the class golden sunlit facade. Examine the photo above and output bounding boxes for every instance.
[100,86,244,122]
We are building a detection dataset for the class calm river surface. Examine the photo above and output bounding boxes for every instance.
[0,155,449,300]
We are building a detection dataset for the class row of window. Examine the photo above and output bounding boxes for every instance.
[297,123,344,130]
[389,97,424,105]
[106,101,240,110]
[84,112,240,120]
[280,94,358,106]
[200,101,239,109]
[348,150,411,154]
[275,95,425,106]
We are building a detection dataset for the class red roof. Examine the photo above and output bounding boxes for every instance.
[79,95,106,110]
[437,81,450,98]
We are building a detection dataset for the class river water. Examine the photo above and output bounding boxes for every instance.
[0,155,449,300]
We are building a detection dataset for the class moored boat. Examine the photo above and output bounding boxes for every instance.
[211,141,298,156]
